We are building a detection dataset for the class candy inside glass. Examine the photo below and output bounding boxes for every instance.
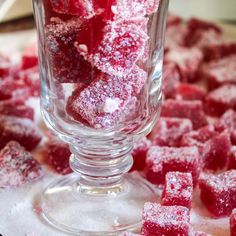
[33,0,169,235]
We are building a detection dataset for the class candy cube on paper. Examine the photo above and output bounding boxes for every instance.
[152,117,193,147]
[0,115,42,151]
[131,137,152,171]
[199,170,236,217]
[161,172,193,209]
[161,99,208,130]
[0,141,43,189]
[141,203,190,236]
[146,146,200,186]
[230,209,236,236]
[205,84,236,117]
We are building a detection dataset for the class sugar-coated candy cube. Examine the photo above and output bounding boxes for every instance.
[174,83,206,101]
[131,137,152,171]
[43,135,72,175]
[228,146,236,170]
[141,203,190,236]
[152,117,193,147]
[0,141,43,189]
[90,20,148,77]
[199,170,236,217]
[0,53,12,78]
[21,43,38,70]
[164,47,203,83]
[161,99,208,130]
[166,13,182,28]
[0,115,42,151]
[146,146,200,186]
[162,63,180,98]
[46,18,99,83]
[162,172,193,209]
[112,0,160,20]
[50,0,97,18]
[230,209,236,236]
[67,66,146,128]
[205,84,236,117]
[201,55,236,90]
[202,131,231,171]
[216,109,236,145]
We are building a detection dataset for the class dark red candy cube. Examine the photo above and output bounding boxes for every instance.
[230,209,236,236]
[0,115,42,151]
[141,203,190,236]
[131,137,152,171]
[162,63,181,98]
[161,99,208,130]
[202,131,231,171]
[43,135,72,175]
[205,84,236,117]
[152,117,193,147]
[228,146,236,170]
[199,170,236,217]
[164,47,203,83]
[0,141,43,189]
[162,172,193,209]
[90,20,148,77]
[174,83,206,101]
[146,146,200,186]
[21,43,38,70]
[50,0,97,18]
[67,66,146,128]
[201,55,236,90]
[46,18,99,84]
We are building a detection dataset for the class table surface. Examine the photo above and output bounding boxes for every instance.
[0,21,236,236]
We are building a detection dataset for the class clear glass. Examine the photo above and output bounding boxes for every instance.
[33,0,169,235]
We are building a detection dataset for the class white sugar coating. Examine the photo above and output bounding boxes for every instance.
[103,97,122,113]
[132,137,152,153]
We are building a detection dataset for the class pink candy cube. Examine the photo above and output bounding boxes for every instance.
[0,115,42,151]
[152,117,193,147]
[146,146,200,186]
[141,203,190,236]
[131,137,152,171]
[0,141,43,189]
[230,209,236,236]
[161,172,193,209]
[164,47,203,83]
[205,84,236,117]
[199,170,236,217]
[161,99,208,130]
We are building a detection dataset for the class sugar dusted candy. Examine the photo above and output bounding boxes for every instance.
[230,209,236,236]
[146,146,200,186]
[199,170,236,217]
[141,203,190,236]
[0,141,43,189]
[161,172,193,209]
[21,43,38,70]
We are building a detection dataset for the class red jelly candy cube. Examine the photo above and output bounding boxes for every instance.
[228,146,236,170]
[164,47,203,83]
[230,209,236,236]
[199,170,236,217]
[162,172,193,209]
[21,43,38,70]
[46,18,99,83]
[131,137,152,171]
[141,203,190,236]
[0,141,43,189]
[152,117,193,147]
[205,84,236,117]
[0,115,42,151]
[174,83,206,101]
[146,146,200,186]
[201,55,236,90]
[44,135,72,175]
[67,66,146,128]
[50,0,97,18]
[202,131,231,171]
[162,63,181,98]
[90,20,148,77]
[161,99,208,130]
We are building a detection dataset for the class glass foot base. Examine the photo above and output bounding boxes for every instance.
[40,173,157,235]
